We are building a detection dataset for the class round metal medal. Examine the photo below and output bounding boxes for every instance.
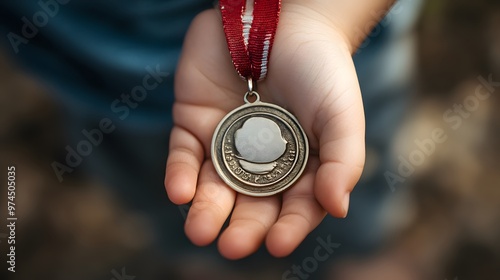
[211,93,308,196]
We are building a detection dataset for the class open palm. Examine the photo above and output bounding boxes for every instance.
[165,8,365,259]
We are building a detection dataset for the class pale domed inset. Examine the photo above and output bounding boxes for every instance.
[234,117,287,174]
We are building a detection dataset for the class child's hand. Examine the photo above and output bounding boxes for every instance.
[165,6,365,259]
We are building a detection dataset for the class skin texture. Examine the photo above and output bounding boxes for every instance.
[165,0,394,259]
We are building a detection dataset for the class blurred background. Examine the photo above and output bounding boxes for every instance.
[0,0,499,279]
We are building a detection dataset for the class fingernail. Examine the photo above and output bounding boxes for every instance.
[342,193,350,218]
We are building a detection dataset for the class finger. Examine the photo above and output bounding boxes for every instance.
[266,158,326,257]
[165,126,204,204]
[314,91,365,217]
[294,48,364,218]
[185,161,236,246]
[218,194,281,260]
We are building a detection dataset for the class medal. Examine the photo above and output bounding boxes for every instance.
[212,0,309,196]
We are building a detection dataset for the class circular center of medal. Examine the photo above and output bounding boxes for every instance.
[223,113,298,187]
[234,117,287,172]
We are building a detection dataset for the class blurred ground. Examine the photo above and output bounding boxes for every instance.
[1,1,500,280]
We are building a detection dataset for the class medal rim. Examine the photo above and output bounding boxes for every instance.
[211,101,309,197]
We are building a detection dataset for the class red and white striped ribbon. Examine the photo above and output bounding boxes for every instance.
[220,0,281,81]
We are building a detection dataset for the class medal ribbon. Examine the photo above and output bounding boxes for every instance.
[220,0,281,81]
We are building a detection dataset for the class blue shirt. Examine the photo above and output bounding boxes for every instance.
[0,0,213,130]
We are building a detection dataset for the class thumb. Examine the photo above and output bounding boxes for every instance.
[312,52,366,218]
